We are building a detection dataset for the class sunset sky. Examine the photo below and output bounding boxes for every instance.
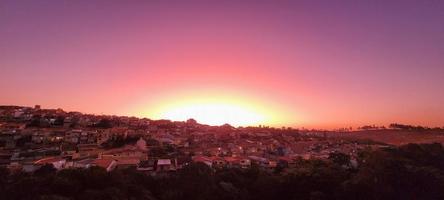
[1,0,443,128]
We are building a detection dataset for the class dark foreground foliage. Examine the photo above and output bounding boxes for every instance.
[1,143,444,200]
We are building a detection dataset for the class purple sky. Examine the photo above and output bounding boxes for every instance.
[1,0,443,128]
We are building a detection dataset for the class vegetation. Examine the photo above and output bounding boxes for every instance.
[102,135,140,149]
[92,119,113,129]
[1,143,444,200]
[148,144,176,158]
[389,123,443,131]
[358,125,385,130]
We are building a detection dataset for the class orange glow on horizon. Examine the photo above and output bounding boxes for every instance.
[132,92,293,127]
[158,103,264,126]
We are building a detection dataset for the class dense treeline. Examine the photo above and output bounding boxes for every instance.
[1,143,444,200]
[357,123,444,131]
[389,123,444,131]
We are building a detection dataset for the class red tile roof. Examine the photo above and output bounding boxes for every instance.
[34,157,65,165]
[93,159,115,168]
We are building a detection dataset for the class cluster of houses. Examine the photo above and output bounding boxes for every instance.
[0,105,384,174]
[5,140,184,174]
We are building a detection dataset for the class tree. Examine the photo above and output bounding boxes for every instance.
[53,116,65,126]
[329,152,351,167]
[93,119,113,129]
[34,164,57,176]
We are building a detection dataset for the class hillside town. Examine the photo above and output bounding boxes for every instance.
[0,105,390,174]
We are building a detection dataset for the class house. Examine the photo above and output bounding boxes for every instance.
[108,127,129,139]
[79,131,92,144]
[93,159,117,172]
[7,162,23,172]
[98,146,147,169]
[115,159,140,169]
[72,158,95,169]
[64,130,81,144]
[31,133,44,144]
[34,157,66,170]
[239,158,251,168]
[224,157,240,168]
[267,160,277,169]
[0,152,12,167]
[192,155,213,167]
[97,131,111,145]
[176,156,190,169]
[77,144,100,157]
[0,133,16,148]
[278,156,298,168]
[13,110,24,118]
[223,156,251,168]
[22,163,41,173]
[137,159,156,171]
[136,137,147,151]
[248,156,269,167]
[210,156,227,168]
[63,117,72,128]
[60,143,77,156]
[99,146,147,160]
[156,159,177,172]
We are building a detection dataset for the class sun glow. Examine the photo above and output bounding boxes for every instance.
[129,89,294,127]
[159,103,265,126]
[137,92,283,127]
